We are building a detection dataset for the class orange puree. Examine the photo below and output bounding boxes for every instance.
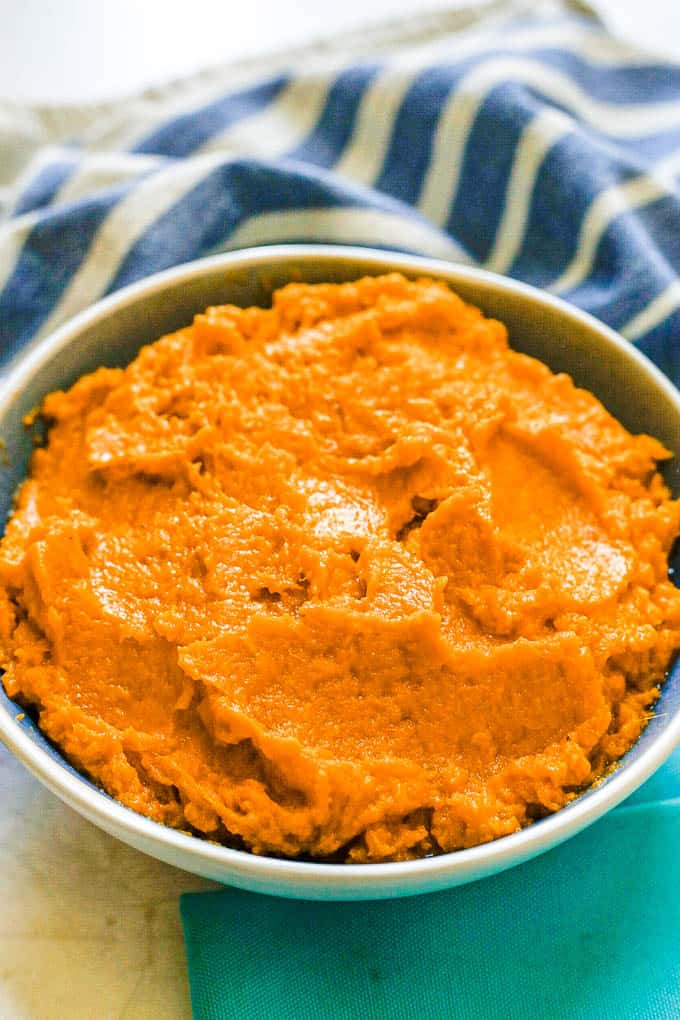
[1,273,679,862]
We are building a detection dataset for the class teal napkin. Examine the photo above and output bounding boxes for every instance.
[181,750,680,1020]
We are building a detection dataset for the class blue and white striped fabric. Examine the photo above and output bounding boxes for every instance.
[2,1,680,385]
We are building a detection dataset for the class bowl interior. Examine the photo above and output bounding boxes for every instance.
[1,246,678,884]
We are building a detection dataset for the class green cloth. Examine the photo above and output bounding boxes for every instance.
[181,750,680,1020]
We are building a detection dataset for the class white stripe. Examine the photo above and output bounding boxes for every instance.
[38,158,471,344]
[55,151,165,206]
[33,153,231,340]
[196,74,332,158]
[303,32,468,185]
[0,211,42,295]
[333,70,413,184]
[117,46,362,155]
[221,206,470,262]
[484,108,572,274]
[329,27,473,184]
[418,55,680,228]
[332,47,452,186]
[550,177,668,295]
[3,144,78,218]
[418,63,493,228]
[92,69,301,154]
[0,154,164,298]
[550,149,680,296]
[621,278,680,341]
[0,139,74,292]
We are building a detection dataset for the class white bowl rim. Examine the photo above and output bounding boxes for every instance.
[1,243,679,897]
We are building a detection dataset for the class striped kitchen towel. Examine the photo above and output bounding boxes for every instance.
[1,0,680,384]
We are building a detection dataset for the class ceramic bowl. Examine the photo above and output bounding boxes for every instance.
[0,245,678,900]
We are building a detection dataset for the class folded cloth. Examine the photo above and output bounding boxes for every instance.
[2,2,679,1017]
[181,752,680,1020]
[1,1,680,387]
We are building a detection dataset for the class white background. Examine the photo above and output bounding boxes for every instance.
[0,2,678,1019]
[0,0,679,104]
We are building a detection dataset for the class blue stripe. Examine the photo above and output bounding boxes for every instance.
[634,195,680,276]
[446,82,540,261]
[560,260,673,336]
[0,187,130,359]
[600,130,680,164]
[107,157,443,293]
[13,155,79,216]
[523,48,680,104]
[507,133,643,286]
[286,64,382,167]
[132,74,290,158]
[561,196,680,330]
[519,83,680,159]
[637,306,680,387]
[375,66,462,206]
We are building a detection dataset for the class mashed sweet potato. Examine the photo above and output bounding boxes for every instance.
[1,273,679,862]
